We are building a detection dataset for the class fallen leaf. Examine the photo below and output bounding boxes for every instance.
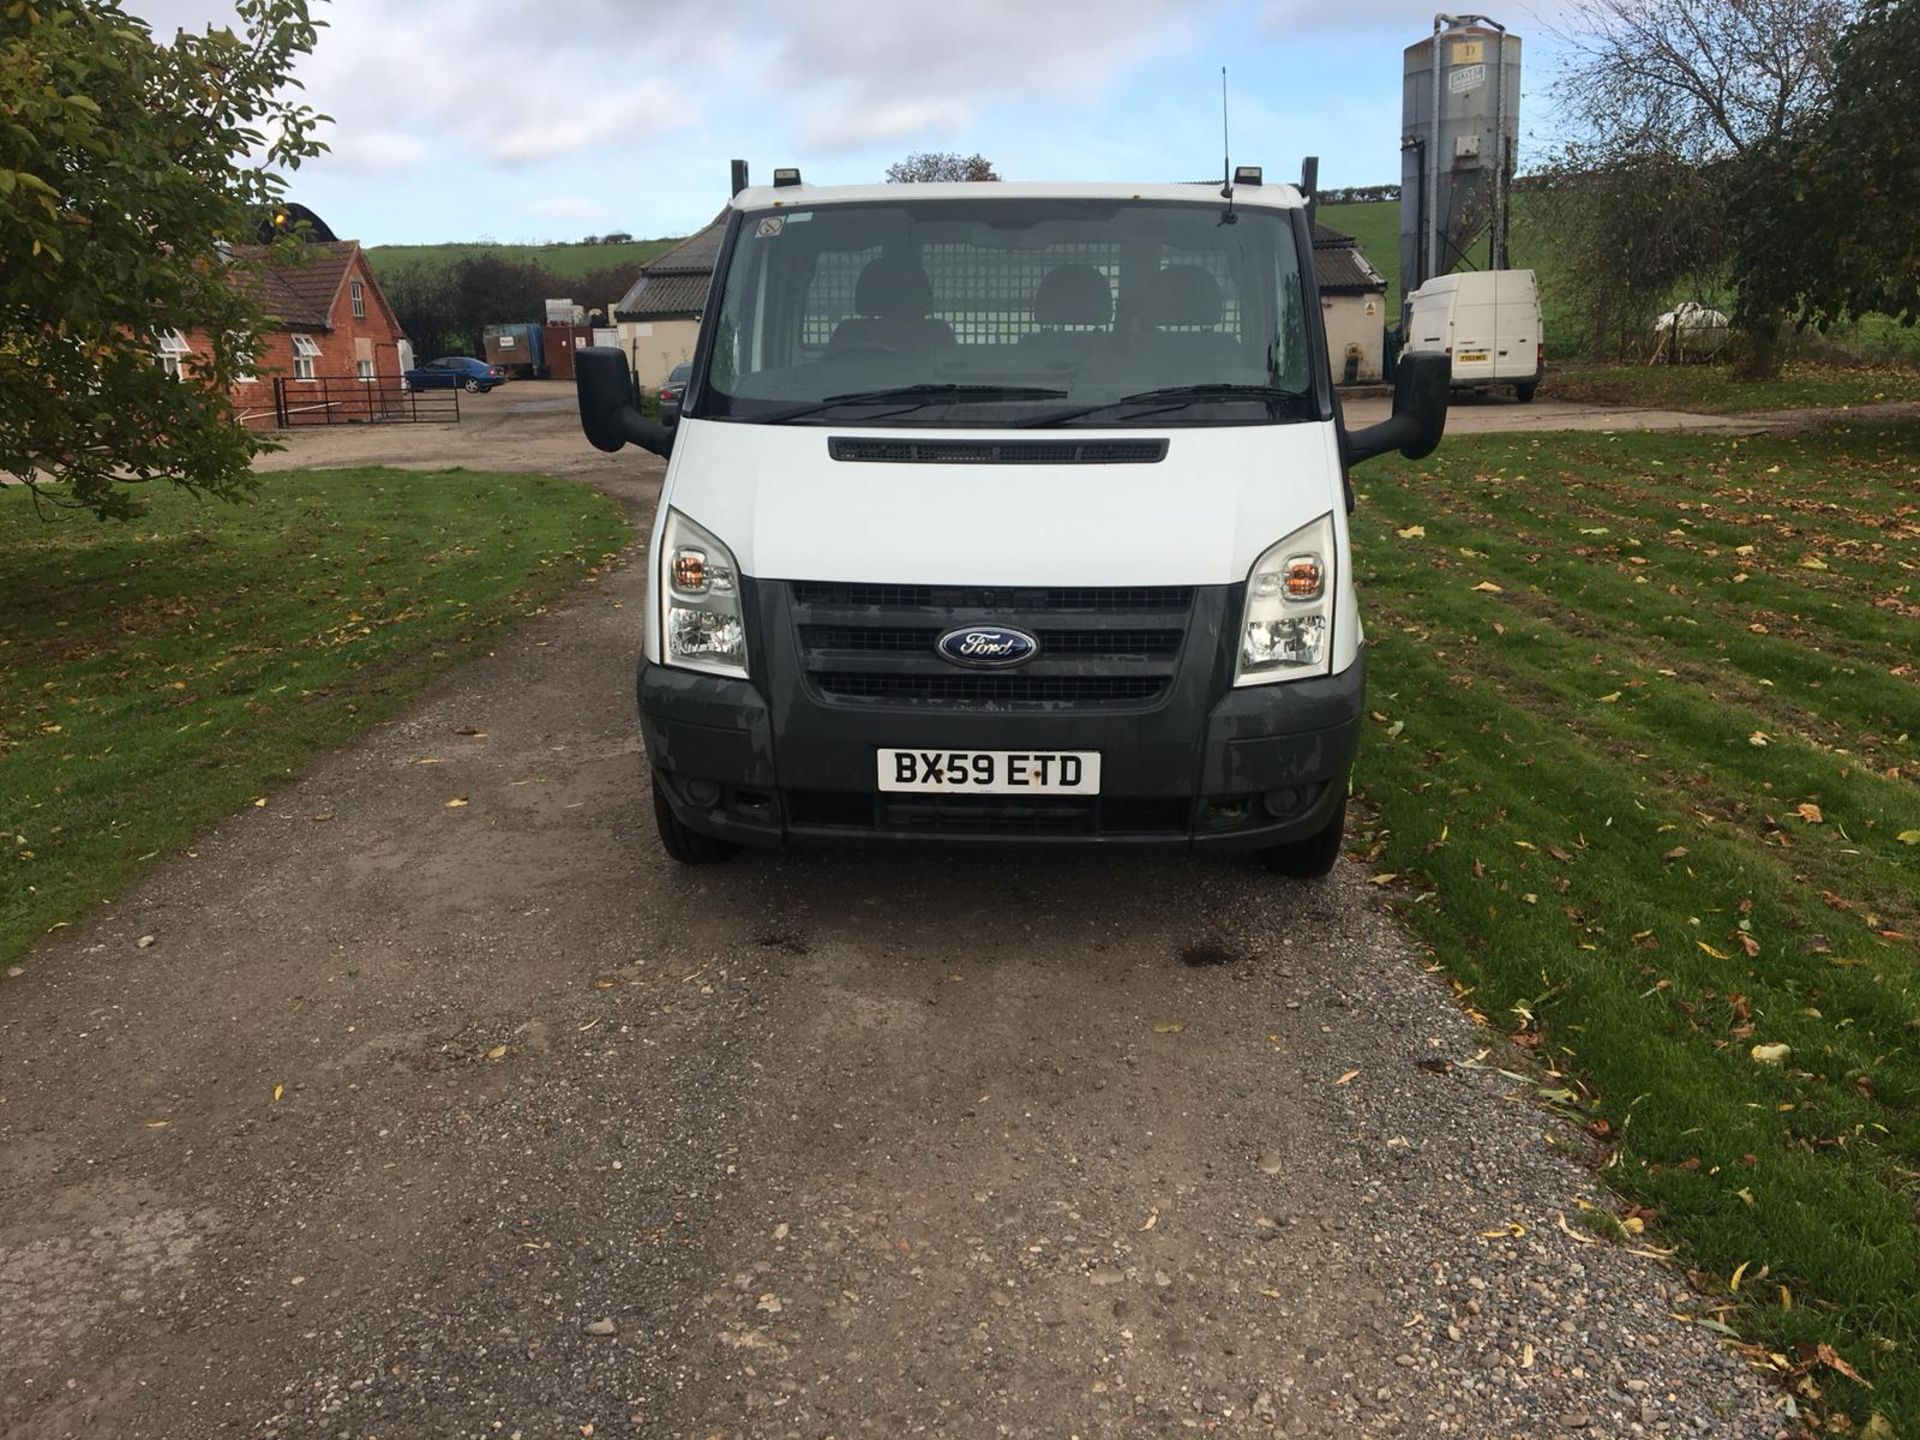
[1334,1068,1362,1086]
[1748,731,1770,747]
[1750,1042,1791,1065]
[1599,692,1621,703]
[1896,830,1920,846]
[136,934,156,949]
[1152,1021,1185,1034]
[1794,802,1823,824]
[486,1044,508,1060]
[1738,932,1761,958]
[1698,941,1732,959]
[1663,846,1689,861]
[1472,581,1504,593]
[1730,1260,1749,1291]
[146,1119,171,1129]
[1818,1343,1870,1387]
[1798,555,1829,571]
[272,1084,284,1102]
[1395,524,1427,540]
[1141,1208,1159,1231]
[445,797,469,808]
[756,1293,783,1314]
[252,797,267,808]
[1368,872,1398,886]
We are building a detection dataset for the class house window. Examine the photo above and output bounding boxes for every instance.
[292,333,321,381]
[356,359,374,383]
[350,279,365,320]
[155,330,190,379]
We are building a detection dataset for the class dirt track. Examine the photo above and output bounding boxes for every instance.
[1,390,1788,1438]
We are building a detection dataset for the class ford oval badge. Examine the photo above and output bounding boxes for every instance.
[937,625,1039,669]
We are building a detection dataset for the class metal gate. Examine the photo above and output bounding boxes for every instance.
[271,377,460,426]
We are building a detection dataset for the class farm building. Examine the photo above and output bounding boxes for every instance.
[1312,222,1390,384]
[613,216,727,390]
[176,238,409,428]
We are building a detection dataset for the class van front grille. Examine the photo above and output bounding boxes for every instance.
[788,582,1194,712]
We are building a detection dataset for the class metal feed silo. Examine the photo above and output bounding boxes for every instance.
[1399,15,1521,299]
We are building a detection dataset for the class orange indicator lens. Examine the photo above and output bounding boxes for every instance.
[672,548,708,592]
[1284,558,1322,599]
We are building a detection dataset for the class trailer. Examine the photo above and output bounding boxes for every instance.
[483,322,547,378]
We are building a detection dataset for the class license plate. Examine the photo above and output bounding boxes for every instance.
[1458,350,1490,364]
[877,749,1101,794]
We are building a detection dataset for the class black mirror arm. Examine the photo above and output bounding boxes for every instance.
[585,404,676,459]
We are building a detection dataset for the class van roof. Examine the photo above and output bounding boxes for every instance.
[730,180,1307,213]
[1409,269,1537,298]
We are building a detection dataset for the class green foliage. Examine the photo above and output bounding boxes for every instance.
[365,237,676,281]
[1733,0,1920,336]
[884,151,999,183]
[0,466,629,970]
[1357,424,1920,1430]
[0,0,325,519]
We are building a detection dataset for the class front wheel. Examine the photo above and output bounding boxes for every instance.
[1260,799,1347,879]
[464,377,483,393]
[1514,382,1538,403]
[652,778,738,865]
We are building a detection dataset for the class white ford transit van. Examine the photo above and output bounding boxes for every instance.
[1403,269,1542,402]
[579,175,1449,876]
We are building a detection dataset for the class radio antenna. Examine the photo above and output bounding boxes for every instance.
[1220,66,1237,223]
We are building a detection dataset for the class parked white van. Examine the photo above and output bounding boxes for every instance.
[578,172,1450,876]
[1403,269,1542,402]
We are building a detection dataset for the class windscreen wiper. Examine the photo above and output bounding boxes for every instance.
[760,383,1068,423]
[1022,383,1307,426]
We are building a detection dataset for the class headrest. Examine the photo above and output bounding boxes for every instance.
[1032,264,1113,327]
[1146,265,1223,327]
[854,255,936,319]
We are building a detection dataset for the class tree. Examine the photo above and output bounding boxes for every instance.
[0,0,325,519]
[885,152,1000,184]
[1736,0,1920,334]
[1531,150,1728,360]
[1551,0,1857,375]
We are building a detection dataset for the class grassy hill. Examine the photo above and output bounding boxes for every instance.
[365,238,680,280]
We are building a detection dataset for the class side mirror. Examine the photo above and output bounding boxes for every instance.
[1343,351,1449,467]
[577,347,676,459]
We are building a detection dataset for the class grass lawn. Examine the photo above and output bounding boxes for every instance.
[1,468,629,973]
[1353,423,1920,1431]
[1548,363,1920,415]
[364,238,679,283]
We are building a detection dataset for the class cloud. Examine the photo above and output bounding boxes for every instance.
[527,195,605,222]
[757,0,1196,153]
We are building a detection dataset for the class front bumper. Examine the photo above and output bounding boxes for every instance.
[639,646,1365,853]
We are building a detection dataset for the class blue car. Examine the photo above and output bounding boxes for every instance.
[404,355,505,393]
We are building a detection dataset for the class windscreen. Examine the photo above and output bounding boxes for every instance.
[692,197,1315,428]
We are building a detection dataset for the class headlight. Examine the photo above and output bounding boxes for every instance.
[659,509,748,678]
[1235,514,1335,685]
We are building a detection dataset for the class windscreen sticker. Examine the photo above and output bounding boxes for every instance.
[756,216,786,238]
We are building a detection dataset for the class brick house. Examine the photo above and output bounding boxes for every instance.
[174,240,409,428]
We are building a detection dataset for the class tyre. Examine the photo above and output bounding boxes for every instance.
[1514,382,1538,403]
[464,377,482,393]
[1260,799,1347,879]
[652,777,738,865]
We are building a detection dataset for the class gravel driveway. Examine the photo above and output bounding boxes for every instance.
[1,405,1788,1438]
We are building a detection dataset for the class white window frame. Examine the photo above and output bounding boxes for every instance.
[350,279,365,320]
[356,358,375,383]
[156,330,190,380]
[291,333,321,381]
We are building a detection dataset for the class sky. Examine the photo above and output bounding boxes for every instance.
[128,0,1576,247]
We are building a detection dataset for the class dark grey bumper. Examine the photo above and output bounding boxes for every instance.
[639,648,1365,853]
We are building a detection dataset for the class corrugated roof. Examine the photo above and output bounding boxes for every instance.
[1314,243,1386,295]
[225,240,360,329]
[614,214,728,321]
